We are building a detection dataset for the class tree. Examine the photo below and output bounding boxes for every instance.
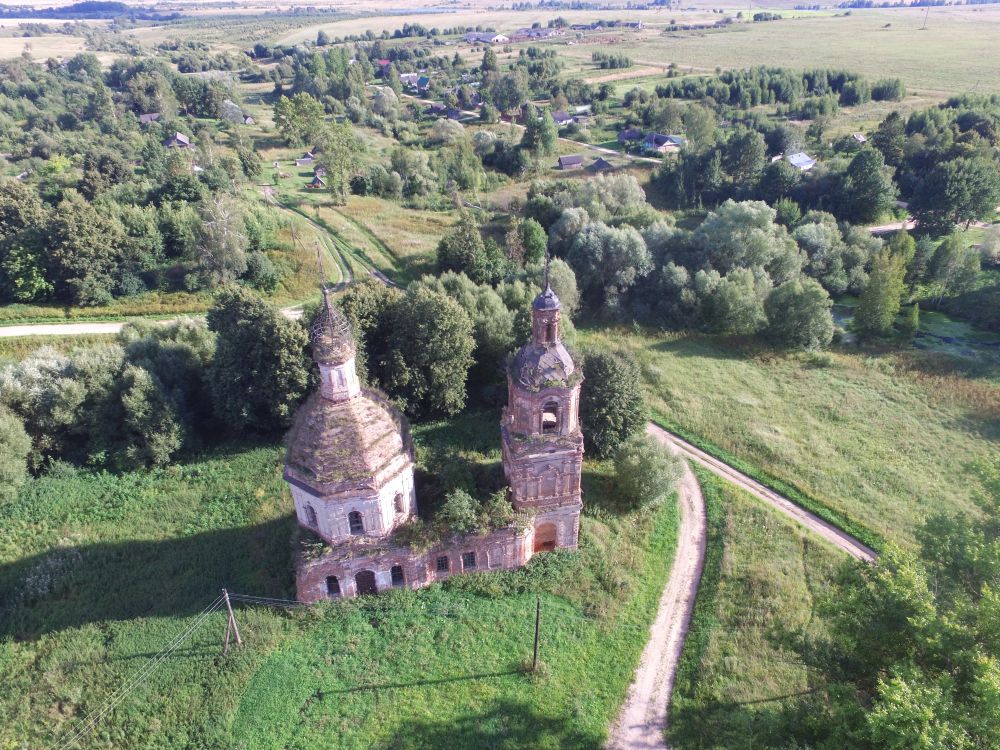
[490,70,529,115]
[613,433,683,508]
[437,216,488,280]
[842,148,897,224]
[872,111,906,167]
[764,277,834,350]
[197,197,247,287]
[520,218,547,265]
[580,350,646,458]
[537,110,558,158]
[0,407,30,503]
[693,200,803,285]
[912,157,1000,236]
[207,285,310,432]
[724,127,767,190]
[316,30,330,46]
[928,234,981,303]
[315,121,362,204]
[682,103,718,150]
[481,47,498,73]
[273,92,325,146]
[567,222,652,313]
[695,267,769,335]
[385,286,475,417]
[855,248,906,337]
[117,364,183,469]
[758,159,802,204]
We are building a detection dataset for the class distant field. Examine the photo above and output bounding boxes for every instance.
[583,329,1000,545]
[565,8,1000,96]
[669,468,843,749]
[0,34,85,59]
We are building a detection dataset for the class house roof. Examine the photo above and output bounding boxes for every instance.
[551,110,573,123]
[139,112,160,124]
[558,154,583,168]
[787,152,817,169]
[165,132,190,146]
[588,157,614,171]
[852,132,867,143]
[645,133,685,147]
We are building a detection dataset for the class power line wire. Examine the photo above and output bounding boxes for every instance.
[49,595,225,750]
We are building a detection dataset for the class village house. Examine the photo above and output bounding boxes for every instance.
[463,31,510,44]
[558,154,584,170]
[163,132,190,149]
[138,112,161,126]
[295,151,315,167]
[307,174,325,189]
[289,281,583,601]
[243,115,255,126]
[551,110,574,127]
[787,151,817,171]
[852,132,867,144]
[399,72,420,88]
[643,133,685,154]
[588,157,614,173]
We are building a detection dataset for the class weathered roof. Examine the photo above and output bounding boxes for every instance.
[787,152,817,170]
[311,292,355,363]
[558,154,583,168]
[511,341,576,389]
[532,285,561,311]
[284,389,412,496]
[588,157,614,172]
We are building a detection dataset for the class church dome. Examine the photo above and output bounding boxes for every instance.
[511,342,576,389]
[532,285,561,311]
[311,292,355,364]
[284,389,412,496]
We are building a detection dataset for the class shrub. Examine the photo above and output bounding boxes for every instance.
[613,433,683,508]
[0,407,30,503]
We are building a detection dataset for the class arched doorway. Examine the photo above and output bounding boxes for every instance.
[534,522,557,553]
[355,570,377,596]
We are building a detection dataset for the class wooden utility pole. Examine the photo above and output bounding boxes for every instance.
[222,588,242,654]
[532,597,541,671]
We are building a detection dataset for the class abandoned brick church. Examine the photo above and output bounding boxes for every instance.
[285,280,583,601]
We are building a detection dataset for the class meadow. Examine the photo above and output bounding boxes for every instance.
[669,468,843,749]
[582,329,1000,546]
[0,410,679,749]
[555,8,1000,96]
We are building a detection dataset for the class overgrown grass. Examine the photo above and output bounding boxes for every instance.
[581,329,1000,546]
[668,468,843,749]
[1,410,679,749]
[0,334,118,363]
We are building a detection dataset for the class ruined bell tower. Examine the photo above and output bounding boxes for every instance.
[500,274,584,553]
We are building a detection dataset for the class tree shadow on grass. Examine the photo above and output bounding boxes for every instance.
[649,334,761,361]
[380,698,600,750]
[0,516,296,641]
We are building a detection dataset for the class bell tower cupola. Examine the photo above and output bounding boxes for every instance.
[311,290,361,403]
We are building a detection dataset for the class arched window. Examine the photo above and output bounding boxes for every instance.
[394,492,405,513]
[348,510,364,535]
[304,504,318,528]
[326,575,341,598]
[390,565,405,587]
[546,322,554,343]
[541,402,559,434]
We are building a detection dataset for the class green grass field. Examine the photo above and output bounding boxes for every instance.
[554,8,1000,96]
[669,468,843,749]
[0,410,679,749]
[582,329,1000,545]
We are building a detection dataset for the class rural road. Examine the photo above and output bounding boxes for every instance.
[609,423,874,750]
[0,307,305,338]
[607,426,707,750]
[651,424,876,563]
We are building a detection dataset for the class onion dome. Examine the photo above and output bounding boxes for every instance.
[311,290,355,364]
[532,284,561,311]
[511,342,576,389]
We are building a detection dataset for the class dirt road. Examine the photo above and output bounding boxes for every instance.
[607,427,707,750]
[0,307,304,339]
[649,424,875,562]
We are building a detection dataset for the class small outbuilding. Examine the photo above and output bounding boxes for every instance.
[163,132,191,149]
[139,112,161,126]
[787,152,817,171]
[558,154,583,170]
[588,157,614,173]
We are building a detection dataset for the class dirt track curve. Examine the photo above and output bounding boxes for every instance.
[607,427,707,750]
[608,423,874,750]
